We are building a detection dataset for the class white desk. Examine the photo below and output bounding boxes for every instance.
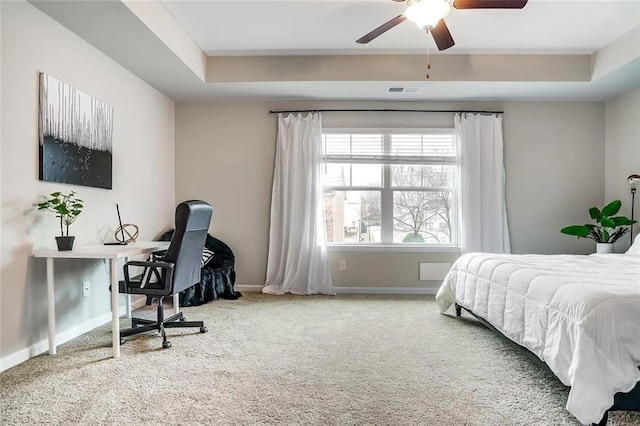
[34,241,170,358]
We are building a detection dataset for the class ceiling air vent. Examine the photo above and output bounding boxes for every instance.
[388,87,421,93]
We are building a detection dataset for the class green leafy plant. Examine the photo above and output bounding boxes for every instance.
[561,200,636,243]
[37,191,84,237]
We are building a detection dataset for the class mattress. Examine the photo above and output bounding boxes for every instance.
[436,253,640,425]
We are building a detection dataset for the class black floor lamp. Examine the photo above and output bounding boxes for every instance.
[629,174,640,243]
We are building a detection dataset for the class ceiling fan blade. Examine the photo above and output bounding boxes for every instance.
[430,19,455,51]
[453,0,527,9]
[356,15,407,44]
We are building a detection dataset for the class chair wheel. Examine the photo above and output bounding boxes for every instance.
[162,341,172,349]
[200,326,208,333]
[179,317,187,322]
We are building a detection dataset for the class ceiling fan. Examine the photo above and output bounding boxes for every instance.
[356,0,528,51]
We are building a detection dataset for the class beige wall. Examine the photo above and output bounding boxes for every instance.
[605,88,640,251]
[0,2,175,360]
[176,100,605,289]
[207,54,591,83]
[503,102,605,255]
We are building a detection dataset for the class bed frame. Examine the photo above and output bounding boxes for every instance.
[454,303,640,426]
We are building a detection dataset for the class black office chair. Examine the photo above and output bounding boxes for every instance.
[118,200,213,349]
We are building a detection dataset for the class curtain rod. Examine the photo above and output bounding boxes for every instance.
[269,109,504,115]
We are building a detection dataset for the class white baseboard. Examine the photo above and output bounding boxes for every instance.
[235,285,437,295]
[130,295,148,309]
[334,287,438,295]
[0,311,112,372]
[0,299,143,373]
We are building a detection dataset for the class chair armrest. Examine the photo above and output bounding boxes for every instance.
[150,249,168,260]
[126,260,174,269]
[123,260,175,294]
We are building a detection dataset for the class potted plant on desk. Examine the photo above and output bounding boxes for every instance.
[37,191,84,251]
[561,200,636,253]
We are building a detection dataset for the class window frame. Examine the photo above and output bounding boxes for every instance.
[322,128,460,248]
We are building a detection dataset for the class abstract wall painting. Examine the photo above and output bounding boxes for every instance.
[39,73,114,189]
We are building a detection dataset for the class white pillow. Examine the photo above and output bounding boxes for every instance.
[201,247,215,267]
[626,234,640,255]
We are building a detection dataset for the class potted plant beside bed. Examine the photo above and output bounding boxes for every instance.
[561,200,636,253]
[37,191,84,251]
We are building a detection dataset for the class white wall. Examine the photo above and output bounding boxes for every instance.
[175,100,605,290]
[605,88,640,251]
[0,2,175,363]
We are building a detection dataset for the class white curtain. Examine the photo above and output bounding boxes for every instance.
[455,113,511,254]
[263,113,334,295]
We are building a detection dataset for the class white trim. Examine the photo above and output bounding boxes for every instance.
[323,155,457,166]
[235,285,265,293]
[0,298,145,372]
[327,244,461,253]
[0,311,111,372]
[130,296,148,310]
[232,285,438,295]
[333,287,438,295]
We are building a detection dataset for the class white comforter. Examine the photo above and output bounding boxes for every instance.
[436,253,640,425]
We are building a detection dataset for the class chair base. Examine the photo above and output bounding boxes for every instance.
[120,301,207,348]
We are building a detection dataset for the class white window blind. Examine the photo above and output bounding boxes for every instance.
[323,130,456,165]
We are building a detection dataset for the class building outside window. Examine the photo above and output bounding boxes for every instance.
[322,129,458,246]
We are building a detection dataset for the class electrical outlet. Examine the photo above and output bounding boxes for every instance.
[82,281,90,298]
[338,260,347,271]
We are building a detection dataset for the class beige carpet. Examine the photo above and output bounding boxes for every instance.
[1,294,638,425]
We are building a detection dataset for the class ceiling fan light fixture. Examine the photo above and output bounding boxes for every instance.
[405,0,451,30]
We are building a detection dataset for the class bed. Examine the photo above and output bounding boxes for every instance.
[435,249,640,425]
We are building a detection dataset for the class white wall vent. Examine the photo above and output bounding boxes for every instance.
[419,263,451,281]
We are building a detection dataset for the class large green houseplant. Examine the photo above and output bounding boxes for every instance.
[37,191,84,251]
[561,200,636,253]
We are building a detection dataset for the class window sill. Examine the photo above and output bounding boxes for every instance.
[326,245,461,253]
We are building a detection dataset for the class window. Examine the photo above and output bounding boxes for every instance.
[322,129,458,246]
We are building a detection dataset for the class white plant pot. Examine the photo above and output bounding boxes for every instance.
[596,243,614,254]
